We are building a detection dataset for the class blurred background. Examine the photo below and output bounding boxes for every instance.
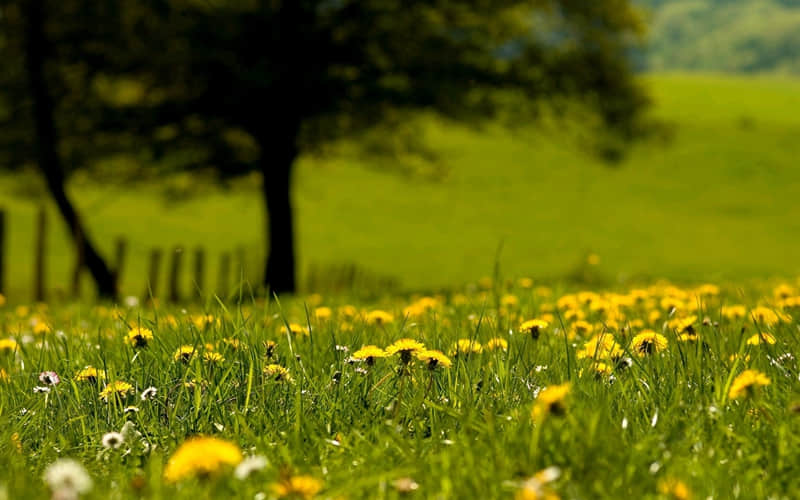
[0,0,798,302]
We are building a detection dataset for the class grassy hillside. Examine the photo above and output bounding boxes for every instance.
[638,0,800,73]
[1,74,800,300]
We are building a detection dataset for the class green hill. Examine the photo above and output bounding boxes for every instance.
[1,74,799,300]
[639,0,800,73]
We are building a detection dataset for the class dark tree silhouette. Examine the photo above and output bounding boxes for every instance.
[0,1,118,297]
[1,1,651,295]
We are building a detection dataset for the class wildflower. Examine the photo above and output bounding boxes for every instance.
[75,366,103,383]
[582,362,613,379]
[234,455,268,480]
[10,432,22,453]
[658,477,692,500]
[101,432,124,450]
[501,294,520,308]
[728,370,771,400]
[352,345,389,366]
[722,305,747,320]
[750,306,781,326]
[282,323,308,336]
[392,477,420,493]
[126,327,153,348]
[203,351,225,364]
[314,307,332,321]
[630,330,668,357]
[140,386,158,400]
[263,364,293,382]
[452,339,482,356]
[520,319,548,339]
[746,332,776,346]
[570,320,593,337]
[486,338,509,352]
[163,437,243,482]
[386,338,425,364]
[0,338,18,354]
[516,466,561,500]
[532,383,571,421]
[670,315,697,334]
[44,459,93,498]
[271,474,323,500]
[576,334,623,360]
[416,349,452,370]
[173,345,197,363]
[264,340,278,358]
[39,371,61,386]
[33,386,51,393]
[222,338,243,350]
[99,381,134,402]
[366,310,394,326]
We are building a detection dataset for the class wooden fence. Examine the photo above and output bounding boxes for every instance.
[0,207,249,302]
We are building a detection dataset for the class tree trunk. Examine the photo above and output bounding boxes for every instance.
[23,0,117,299]
[259,135,298,295]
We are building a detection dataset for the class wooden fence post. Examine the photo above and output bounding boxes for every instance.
[70,224,84,298]
[218,252,230,298]
[168,246,183,303]
[34,207,46,302]
[0,208,5,296]
[193,246,205,298]
[113,237,127,290]
[144,248,162,301]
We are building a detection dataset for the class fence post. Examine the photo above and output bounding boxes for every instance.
[70,224,84,298]
[193,246,205,299]
[34,207,46,302]
[218,251,230,298]
[0,208,5,296]
[113,237,127,290]
[144,248,162,301]
[168,245,183,303]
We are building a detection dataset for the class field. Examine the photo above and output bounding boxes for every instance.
[1,281,799,499]
[1,74,800,301]
[1,73,800,499]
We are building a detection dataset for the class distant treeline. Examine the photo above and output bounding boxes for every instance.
[637,0,800,73]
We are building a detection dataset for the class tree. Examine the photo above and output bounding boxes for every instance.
[0,0,121,297]
[2,1,651,296]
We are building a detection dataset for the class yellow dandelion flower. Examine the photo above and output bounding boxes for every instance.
[203,352,225,364]
[32,321,51,335]
[452,339,482,356]
[271,474,323,500]
[746,332,776,346]
[669,315,697,333]
[99,381,134,402]
[222,338,243,350]
[630,330,668,357]
[658,478,692,500]
[501,294,520,308]
[416,349,452,369]
[728,369,771,400]
[280,323,308,336]
[0,368,8,383]
[562,308,584,322]
[263,364,293,382]
[570,320,593,337]
[721,305,747,320]
[386,338,425,364]
[314,307,332,321]
[366,310,394,326]
[352,345,389,365]
[174,345,197,363]
[191,314,218,330]
[576,334,622,360]
[0,338,18,354]
[486,338,509,352]
[520,319,549,339]
[518,277,534,289]
[126,327,154,348]
[75,366,104,382]
[750,306,782,326]
[532,383,571,421]
[163,437,243,482]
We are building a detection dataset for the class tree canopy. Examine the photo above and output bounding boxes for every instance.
[0,0,651,297]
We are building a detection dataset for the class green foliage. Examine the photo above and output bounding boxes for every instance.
[638,0,800,73]
[0,280,798,498]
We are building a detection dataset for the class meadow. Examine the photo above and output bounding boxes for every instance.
[1,280,799,499]
[1,73,800,499]
[1,74,800,300]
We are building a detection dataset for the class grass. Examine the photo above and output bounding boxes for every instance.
[0,279,799,499]
[1,73,800,300]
